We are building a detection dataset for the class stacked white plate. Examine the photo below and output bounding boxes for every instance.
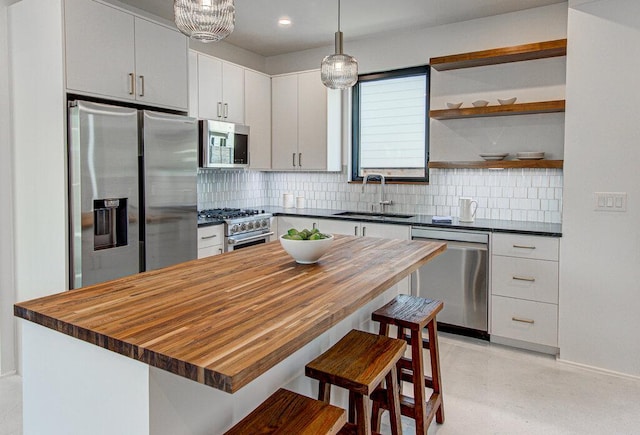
[479,152,509,161]
[516,152,545,160]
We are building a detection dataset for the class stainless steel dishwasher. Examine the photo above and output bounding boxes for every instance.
[411,227,489,339]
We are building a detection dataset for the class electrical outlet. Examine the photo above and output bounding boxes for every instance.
[594,192,627,212]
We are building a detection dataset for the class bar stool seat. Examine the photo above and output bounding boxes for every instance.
[305,329,407,435]
[224,388,347,435]
[371,295,445,435]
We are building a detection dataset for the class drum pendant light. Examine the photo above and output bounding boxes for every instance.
[321,0,358,89]
[174,0,235,43]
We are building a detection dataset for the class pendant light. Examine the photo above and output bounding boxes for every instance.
[321,0,358,89]
[174,0,235,43]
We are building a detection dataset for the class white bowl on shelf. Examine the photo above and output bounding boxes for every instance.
[498,97,517,105]
[280,234,334,264]
[516,151,545,160]
[479,152,509,161]
[446,102,463,109]
[472,100,489,107]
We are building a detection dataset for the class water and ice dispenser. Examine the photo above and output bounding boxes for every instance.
[93,198,128,250]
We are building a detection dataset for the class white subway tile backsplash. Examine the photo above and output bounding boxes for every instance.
[197,167,563,224]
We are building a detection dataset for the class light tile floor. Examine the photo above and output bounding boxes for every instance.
[3,332,640,435]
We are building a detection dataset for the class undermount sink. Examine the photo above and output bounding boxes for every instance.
[334,211,415,219]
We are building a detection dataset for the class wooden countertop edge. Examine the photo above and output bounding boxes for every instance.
[14,240,447,394]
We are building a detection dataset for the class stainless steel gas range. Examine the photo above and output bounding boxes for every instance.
[198,208,273,252]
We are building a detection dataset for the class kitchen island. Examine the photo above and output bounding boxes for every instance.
[15,235,445,434]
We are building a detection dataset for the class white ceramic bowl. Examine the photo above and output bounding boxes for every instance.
[280,234,334,264]
[446,102,463,109]
[498,97,517,105]
[472,100,489,107]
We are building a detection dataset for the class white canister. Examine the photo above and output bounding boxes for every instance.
[459,197,478,222]
[296,196,305,209]
[283,193,294,208]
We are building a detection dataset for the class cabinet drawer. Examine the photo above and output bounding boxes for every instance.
[492,256,558,304]
[492,233,559,261]
[491,295,558,347]
[198,225,224,249]
[198,245,223,259]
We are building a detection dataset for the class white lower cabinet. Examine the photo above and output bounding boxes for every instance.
[491,295,558,348]
[490,233,560,352]
[197,225,224,259]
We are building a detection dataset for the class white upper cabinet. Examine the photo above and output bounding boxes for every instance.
[133,17,188,109]
[196,54,244,124]
[272,70,329,170]
[64,0,188,110]
[245,69,272,170]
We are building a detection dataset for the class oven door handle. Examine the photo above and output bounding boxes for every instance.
[227,232,274,245]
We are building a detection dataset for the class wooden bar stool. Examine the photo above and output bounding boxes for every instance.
[370,295,445,435]
[305,329,407,435]
[224,388,347,435]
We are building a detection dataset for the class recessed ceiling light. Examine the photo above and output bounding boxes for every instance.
[278,17,292,27]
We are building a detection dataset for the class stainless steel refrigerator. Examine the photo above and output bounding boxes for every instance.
[68,100,198,288]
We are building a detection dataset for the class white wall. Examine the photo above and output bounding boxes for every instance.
[559,0,640,377]
[0,0,16,376]
[265,3,568,75]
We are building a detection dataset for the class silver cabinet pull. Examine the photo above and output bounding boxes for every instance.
[217,102,222,118]
[512,317,535,324]
[513,244,536,249]
[299,153,302,167]
[218,248,223,254]
[354,226,358,236]
[292,153,296,167]
[512,276,536,282]
[128,73,135,95]
[200,234,217,240]
[139,75,145,97]
[362,226,367,237]
[224,103,228,118]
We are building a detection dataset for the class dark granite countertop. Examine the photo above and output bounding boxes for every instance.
[263,206,562,237]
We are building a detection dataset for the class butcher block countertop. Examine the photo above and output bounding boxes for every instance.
[14,236,445,393]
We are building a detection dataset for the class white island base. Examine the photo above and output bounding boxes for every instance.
[21,287,400,434]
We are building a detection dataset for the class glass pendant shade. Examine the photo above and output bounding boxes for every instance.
[174,0,235,43]
[321,1,358,89]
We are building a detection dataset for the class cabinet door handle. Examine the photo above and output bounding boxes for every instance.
[292,153,296,167]
[513,244,536,249]
[298,153,302,167]
[139,75,145,97]
[312,222,317,230]
[512,317,535,324]
[217,102,222,118]
[224,103,228,118]
[512,275,536,282]
[362,226,367,237]
[354,226,358,236]
[128,73,135,95]
[218,248,223,254]
[200,234,217,240]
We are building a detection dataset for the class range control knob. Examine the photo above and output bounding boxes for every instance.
[247,221,254,230]
[240,223,247,231]
[230,224,240,234]
[262,219,268,228]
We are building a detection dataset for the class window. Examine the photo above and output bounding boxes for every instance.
[351,66,430,182]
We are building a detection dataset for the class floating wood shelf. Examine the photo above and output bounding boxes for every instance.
[429,160,564,169]
[429,100,565,120]
[430,39,567,71]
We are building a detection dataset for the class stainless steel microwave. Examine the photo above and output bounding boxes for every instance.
[199,120,249,168]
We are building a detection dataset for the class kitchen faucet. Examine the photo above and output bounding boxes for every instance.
[362,173,393,213]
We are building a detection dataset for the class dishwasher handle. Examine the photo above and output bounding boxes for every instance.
[411,227,489,244]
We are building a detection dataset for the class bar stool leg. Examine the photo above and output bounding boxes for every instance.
[411,329,427,435]
[354,393,371,435]
[428,320,445,424]
[385,365,403,435]
[318,381,331,402]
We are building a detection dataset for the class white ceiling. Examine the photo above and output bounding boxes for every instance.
[120,0,566,57]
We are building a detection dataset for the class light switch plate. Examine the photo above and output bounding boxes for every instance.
[594,192,627,212]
